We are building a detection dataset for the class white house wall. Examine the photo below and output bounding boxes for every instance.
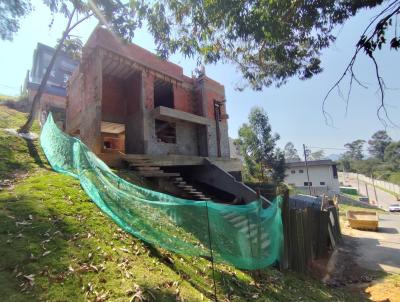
[285,165,340,194]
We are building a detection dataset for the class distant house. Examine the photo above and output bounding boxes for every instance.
[284,160,340,196]
[24,43,79,129]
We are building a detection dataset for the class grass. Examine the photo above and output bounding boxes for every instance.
[374,184,400,199]
[0,104,378,301]
[0,94,17,103]
[338,193,385,216]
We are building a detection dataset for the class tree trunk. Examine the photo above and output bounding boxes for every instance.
[18,9,76,134]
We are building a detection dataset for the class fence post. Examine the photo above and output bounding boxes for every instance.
[277,184,290,270]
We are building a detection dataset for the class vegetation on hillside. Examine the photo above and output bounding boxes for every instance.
[0,104,369,301]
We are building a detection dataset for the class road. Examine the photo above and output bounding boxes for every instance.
[342,213,400,274]
[340,173,398,211]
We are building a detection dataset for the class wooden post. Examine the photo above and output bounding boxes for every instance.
[278,185,290,270]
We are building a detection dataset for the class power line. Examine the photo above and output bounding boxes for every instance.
[306,145,369,152]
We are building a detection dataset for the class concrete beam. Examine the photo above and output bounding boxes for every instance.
[151,106,210,126]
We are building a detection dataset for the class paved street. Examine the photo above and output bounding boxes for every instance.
[342,213,400,274]
[340,173,398,211]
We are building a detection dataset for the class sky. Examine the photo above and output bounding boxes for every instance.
[0,1,399,156]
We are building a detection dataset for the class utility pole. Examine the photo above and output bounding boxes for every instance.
[303,144,312,195]
[365,183,370,201]
[371,174,379,207]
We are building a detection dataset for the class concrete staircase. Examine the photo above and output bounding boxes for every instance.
[172,177,211,201]
[125,158,210,201]
[132,165,180,178]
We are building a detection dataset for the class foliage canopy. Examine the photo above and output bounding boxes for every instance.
[133,0,384,90]
[368,130,392,160]
[236,107,285,183]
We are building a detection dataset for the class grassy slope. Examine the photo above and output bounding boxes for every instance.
[0,105,364,301]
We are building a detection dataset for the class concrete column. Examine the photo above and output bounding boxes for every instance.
[80,48,103,154]
[195,76,209,156]
[125,71,145,154]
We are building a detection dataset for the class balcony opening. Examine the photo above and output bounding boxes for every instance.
[154,79,174,108]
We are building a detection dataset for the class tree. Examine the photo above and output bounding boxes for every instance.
[236,107,285,183]
[284,142,300,162]
[309,150,326,160]
[368,130,392,160]
[0,0,32,41]
[384,141,400,169]
[338,155,352,172]
[344,139,365,160]
[18,0,139,133]
[59,36,83,61]
[132,0,388,90]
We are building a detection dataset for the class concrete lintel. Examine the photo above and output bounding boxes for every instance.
[151,106,210,125]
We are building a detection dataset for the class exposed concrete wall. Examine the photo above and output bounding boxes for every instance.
[194,76,230,158]
[145,115,199,156]
[206,121,230,157]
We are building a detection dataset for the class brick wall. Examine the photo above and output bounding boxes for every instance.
[102,75,126,123]
[28,89,67,111]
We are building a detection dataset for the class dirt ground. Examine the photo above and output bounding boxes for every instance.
[323,213,400,301]
[346,214,400,274]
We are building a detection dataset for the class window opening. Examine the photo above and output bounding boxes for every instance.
[154,79,174,108]
[155,119,176,144]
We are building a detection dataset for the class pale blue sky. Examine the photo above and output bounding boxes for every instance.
[0,1,399,155]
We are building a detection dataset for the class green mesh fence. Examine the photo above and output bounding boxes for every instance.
[40,114,283,270]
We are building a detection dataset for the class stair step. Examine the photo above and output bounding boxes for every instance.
[175,181,187,186]
[190,192,205,196]
[138,172,180,178]
[179,185,194,190]
[134,166,161,171]
[174,177,183,181]
[128,163,156,167]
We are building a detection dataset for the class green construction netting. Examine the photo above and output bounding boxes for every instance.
[40,114,283,270]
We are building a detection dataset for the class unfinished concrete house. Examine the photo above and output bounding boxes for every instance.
[66,27,265,204]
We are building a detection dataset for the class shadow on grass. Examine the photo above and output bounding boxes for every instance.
[23,138,45,168]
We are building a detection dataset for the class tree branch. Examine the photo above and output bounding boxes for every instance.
[322,0,400,127]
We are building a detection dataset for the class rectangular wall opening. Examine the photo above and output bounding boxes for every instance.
[154,79,174,108]
[155,119,176,144]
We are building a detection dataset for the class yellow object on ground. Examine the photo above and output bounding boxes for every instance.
[347,210,379,231]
